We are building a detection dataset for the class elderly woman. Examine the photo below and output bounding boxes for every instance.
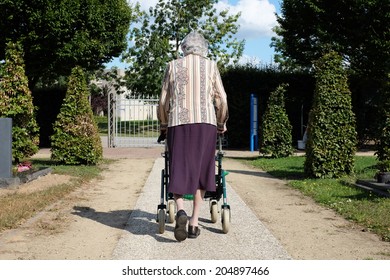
[157,31,229,242]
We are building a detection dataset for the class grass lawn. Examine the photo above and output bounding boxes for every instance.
[95,116,108,135]
[245,155,390,242]
[95,116,159,137]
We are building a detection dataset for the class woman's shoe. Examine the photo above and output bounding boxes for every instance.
[174,210,188,242]
[188,225,200,238]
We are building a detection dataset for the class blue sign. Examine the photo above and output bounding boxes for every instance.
[250,94,258,151]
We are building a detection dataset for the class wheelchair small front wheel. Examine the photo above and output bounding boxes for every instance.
[168,200,176,223]
[210,200,218,223]
[221,208,231,234]
[157,209,166,234]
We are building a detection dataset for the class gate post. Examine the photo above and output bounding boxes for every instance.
[107,89,116,148]
[0,118,12,178]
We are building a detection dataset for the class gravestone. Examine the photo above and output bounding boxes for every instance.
[0,118,12,178]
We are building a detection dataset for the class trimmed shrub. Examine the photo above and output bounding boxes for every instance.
[375,74,390,172]
[50,66,102,165]
[305,51,357,178]
[259,83,294,158]
[0,41,39,163]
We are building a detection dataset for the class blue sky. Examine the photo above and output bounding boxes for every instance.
[106,0,281,68]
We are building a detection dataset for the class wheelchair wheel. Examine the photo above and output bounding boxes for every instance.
[157,209,166,234]
[210,200,218,223]
[221,208,231,234]
[168,200,176,223]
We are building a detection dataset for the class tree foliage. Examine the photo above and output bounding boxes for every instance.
[89,68,126,115]
[0,0,134,87]
[50,66,102,165]
[272,0,390,78]
[259,83,294,158]
[0,41,39,163]
[304,51,357,178]
[124,0,245,97]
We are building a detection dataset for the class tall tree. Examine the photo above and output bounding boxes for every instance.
[0,41,39,162]
[0,0,134,88]
[272,0,389,79]
[123,0,245,97]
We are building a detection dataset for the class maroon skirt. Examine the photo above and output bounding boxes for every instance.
[167,123,217,195]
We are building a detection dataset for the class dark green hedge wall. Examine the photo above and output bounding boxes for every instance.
[221,66,381,150]
[33,87,66,147]
[32,66,381,150]
[221,66,315,149]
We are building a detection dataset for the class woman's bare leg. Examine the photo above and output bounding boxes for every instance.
[174,194,184,211]
[190,189,205,226]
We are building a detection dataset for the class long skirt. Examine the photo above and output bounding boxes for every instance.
[167,123,217,195]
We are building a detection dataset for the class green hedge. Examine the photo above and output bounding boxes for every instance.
[30,64,383,151]
[376,74,390,171]
[33,87,66,147]
[222,64,381,150]
[222,65,314,149]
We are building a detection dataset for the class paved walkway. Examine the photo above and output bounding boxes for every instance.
[112,157,291,260]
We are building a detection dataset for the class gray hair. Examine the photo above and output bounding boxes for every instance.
[181,31,208,57]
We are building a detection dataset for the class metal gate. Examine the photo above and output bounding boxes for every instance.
[108,93,160,147]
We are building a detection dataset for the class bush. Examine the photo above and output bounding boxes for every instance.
[259,83,294,158]
[305,51,357,178]
[0,41,39,163]
[50,66,103,165]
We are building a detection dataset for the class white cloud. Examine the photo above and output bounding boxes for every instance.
[215,0,277,39]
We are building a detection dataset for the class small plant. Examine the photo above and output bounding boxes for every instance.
[259,83,294,158]
[0,41,39,163]
[50,66,103,165]
[304,50,357,178]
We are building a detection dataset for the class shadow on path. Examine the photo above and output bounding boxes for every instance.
[72,206,225,243]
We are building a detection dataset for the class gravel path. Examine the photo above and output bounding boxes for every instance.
[112,158,291,260]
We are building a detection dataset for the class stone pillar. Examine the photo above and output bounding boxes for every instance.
[0,118,12,178]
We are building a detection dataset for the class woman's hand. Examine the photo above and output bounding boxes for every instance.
[157,128,167,143]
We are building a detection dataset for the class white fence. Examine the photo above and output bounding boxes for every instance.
[108,94,161,147]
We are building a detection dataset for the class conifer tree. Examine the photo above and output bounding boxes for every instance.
[0,41,39,163]
[305,51,357,178]
[260,84,293,158]
[51,66,102,165]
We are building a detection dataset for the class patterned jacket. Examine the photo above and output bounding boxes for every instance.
[158,54,228,132]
